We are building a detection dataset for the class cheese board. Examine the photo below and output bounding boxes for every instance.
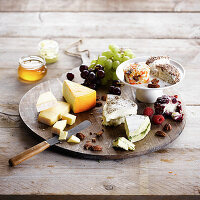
[19,66,186,160]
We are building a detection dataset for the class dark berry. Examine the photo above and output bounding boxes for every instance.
[96,79,101,85]
[97,70,105,79]
[79,64,88,72]
[88,72,96,81]
[66,72,74,81]
[81,70,89,79]
[88,68,95,73]
[113,87,121,95]
[172,98,177,104]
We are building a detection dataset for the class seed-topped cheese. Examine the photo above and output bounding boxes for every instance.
[102,94,137,126]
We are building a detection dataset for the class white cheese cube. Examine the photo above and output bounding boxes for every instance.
[67,135,80,143]
[58,131,68,141]
[113,137,135,151]
[52,120,67,135]
[62,113,76,125]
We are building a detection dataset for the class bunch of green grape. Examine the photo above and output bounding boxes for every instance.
[89,44,135,85]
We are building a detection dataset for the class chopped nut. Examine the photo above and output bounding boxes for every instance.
[155,130,166,137]
[95,130,104,137]
[84,142,93,150]
[96,96,100,101]
[96,101,102,107]
[92,138,96,143]
[91,145,102,151]
[163,123,172,131]
[89,132,93,135]
[151,78,159,84]
[101,95,107,101]
[76,132,85,141]
[148,83,160,88]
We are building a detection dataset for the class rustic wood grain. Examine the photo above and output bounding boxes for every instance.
[1,12,200,38]
[1,0,200,12]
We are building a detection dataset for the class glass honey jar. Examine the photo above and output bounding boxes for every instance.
[18,56,47,82]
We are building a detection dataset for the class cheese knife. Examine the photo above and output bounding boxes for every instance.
[9,120,91,166]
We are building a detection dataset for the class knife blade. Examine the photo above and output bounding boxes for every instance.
[47,120,91,146]
[9,120,91,166]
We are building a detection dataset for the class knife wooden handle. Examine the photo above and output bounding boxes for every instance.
[9,141,50,166]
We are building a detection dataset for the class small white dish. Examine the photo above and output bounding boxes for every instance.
[116,56,185,103]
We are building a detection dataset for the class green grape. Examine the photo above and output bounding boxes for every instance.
[113,53,121,61]
[101,76,109,85]
[109,44,120,53]
[112,60,120,70]
[124,49,135,59]
[91,59,96,64]
[102,50,113,59]
[98,56,107,65]
[112,72,118,81]
[89,63,95,69]
[104,59,113,70]
[122,56,130,62]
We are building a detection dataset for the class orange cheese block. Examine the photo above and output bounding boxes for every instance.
[63,80,96,113]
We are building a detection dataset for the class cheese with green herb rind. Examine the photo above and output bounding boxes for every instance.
[113,137,135,151]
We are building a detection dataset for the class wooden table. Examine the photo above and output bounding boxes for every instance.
[0,0,200,199]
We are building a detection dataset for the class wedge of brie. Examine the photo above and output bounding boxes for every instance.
[113,137,135,151]
[125,115,151,142]
[102,95,137,126]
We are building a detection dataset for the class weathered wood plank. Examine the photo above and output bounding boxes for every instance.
[0,13,200,38]
[0,0,200,12]
[1,38,200,69]
[0,124,199,195]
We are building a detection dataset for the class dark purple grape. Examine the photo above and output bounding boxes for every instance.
[81,70,89,79]
[88,72,96,81]
[109,86,115,94]
[112,80,121,87]
[95,64,104,71]
[96,79,101,85]
[113,87,121,95]
[79,64,88,72]
[88,83,97,90]
[97,70,105,79]
[66,72,74,81]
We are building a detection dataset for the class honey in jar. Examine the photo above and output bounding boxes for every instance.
[18,56,47,82]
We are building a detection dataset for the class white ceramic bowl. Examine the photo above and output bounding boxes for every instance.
[116,56,185,103]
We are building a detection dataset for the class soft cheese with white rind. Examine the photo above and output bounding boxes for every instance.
[58,131,68,141]
[113,137,135,151]
[125,115,151,142]
[38,101,70,126]
[67,135,80,143]
[52,120,67,135]
[61,113,76,125]
[36,91,57,112]
[102,95,138,126]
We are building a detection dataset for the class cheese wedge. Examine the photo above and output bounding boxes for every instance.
[36,91,57,112]
[113,137,135,151]
[58,131,68,141]
[38,101,70,126]
[102,94,138,126]
[61,113,76,125]
[67,135,80,143]
[52,120,67,135]
[63,80,96,113]
[125,115,151,142]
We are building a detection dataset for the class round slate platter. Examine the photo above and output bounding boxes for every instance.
[19,67,186,160]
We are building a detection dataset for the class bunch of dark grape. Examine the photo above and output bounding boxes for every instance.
[108,80,121,95]
[79,64,105,90]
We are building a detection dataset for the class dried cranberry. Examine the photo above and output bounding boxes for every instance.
[172,98,177,104]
